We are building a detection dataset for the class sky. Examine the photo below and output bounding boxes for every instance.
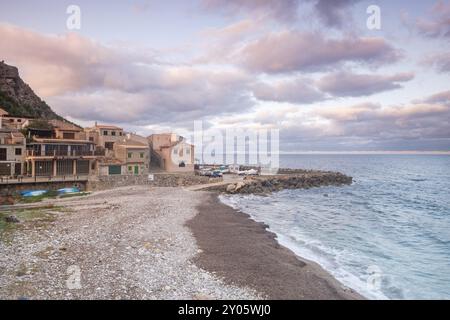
[0,0,449,152]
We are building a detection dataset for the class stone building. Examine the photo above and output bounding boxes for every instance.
[0,129,26,177]
[24,120,96,177]
[84,123,124,155]
[113,136,150,175]
[148,133,194,172]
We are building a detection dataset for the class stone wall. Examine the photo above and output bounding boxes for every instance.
[87,173,222,191]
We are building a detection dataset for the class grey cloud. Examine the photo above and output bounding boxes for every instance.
[317,71,414,97]
[202,0,361,28]
[48,68,254,127]
[202,0,300,23]
[416,1,450,39]
[252,79,325,104]
[421,52,450,73]
[312,0,361,28]
[239,31,402,73]
[421,90,450,104]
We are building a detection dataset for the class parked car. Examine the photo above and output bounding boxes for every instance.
[217,166,230,174]
[211,170,223,177]
[199,169,212,176]
[237,169,259,176]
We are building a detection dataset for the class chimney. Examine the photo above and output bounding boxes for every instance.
[95,121,98,127]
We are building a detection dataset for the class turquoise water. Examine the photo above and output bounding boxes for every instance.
[220,155,450,299]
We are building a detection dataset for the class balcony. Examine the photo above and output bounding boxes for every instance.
[27,149,95,157]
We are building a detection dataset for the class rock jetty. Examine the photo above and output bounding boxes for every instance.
[207,170,352,194]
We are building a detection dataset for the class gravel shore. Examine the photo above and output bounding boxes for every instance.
[0,185,362,300]
[0,186,260,299]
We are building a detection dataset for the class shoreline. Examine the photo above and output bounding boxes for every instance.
[187,192,364,300]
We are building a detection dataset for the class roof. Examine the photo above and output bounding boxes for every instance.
[48,119,82,131]
[0,107,9,116]
[171,139,194,148]
[0,129,25,138]
[94,124,123,130]
[97,157,125,165]
[116,138,149,149]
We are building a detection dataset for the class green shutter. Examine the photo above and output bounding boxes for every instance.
[108,165,121,175]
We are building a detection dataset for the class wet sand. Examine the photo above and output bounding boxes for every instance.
[187,193,364,300]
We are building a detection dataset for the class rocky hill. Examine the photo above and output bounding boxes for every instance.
[0,60,63,120]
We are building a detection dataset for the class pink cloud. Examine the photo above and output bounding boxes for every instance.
[238,31,402,73]
[416,1,450,38]
[317,71,414,97]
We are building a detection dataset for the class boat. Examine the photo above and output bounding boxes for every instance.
[21,190,48,197]
[57,187,80,194]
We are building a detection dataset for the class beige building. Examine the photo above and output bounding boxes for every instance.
[24,121,96,177]
[84,123,124,154]
[113,136,150,175]
[1,115,32,130]
[148,133,194,172]
[0,129,26,177]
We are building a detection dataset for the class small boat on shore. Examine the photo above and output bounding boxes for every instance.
[57,187,80,194]
[20,190,48,197]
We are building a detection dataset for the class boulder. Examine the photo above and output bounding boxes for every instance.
[4,215,20,223]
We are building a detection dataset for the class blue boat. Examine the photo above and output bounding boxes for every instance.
[21,190,48,197]
[57,187,80,195]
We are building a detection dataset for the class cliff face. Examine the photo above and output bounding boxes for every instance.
[0,61,63,120]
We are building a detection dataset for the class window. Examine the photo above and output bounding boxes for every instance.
[17,119,22,122]
[128,152,132,158]
[128,166,132,171]
[173,148,178,154]
[15,148,22,156]
[186,148,190,155]
[89,137,94,142]
[119,132,123,136]
[140,152,144,158]
[112,131,116,136]
[108,165,121,175]
[103,130,108,136]
[63,132,75,139]
[105,142,114,150]
[0,148,7,160]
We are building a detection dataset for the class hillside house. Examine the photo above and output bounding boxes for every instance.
[0,129,26,177]
[24,120,96,177]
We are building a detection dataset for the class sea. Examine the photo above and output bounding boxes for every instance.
[220,154,450,300]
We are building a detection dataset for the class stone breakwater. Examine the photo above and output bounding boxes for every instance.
[209,171,352,194]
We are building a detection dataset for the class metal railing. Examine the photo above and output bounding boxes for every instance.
[27,150,95,157]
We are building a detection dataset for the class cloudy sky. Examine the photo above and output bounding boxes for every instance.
[1,0,449,152]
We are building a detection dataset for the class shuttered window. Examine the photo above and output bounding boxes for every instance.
[108,165,121,175]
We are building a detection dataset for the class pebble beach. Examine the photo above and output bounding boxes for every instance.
[0,185,360,300]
